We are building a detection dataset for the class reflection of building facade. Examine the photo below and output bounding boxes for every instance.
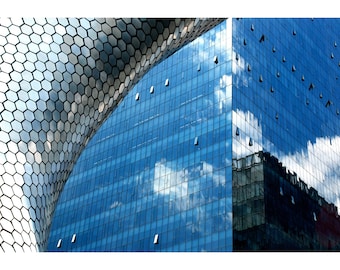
[233,151,340,250]
[230,18,340,250]
[46,18,340,251]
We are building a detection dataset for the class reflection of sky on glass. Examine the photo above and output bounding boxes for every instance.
[48,21,233,251]
[215,74,232,113]
[232,18,340,212]
[145,69,233,235]
[193,21,230,69]
[153,159,227,198]
[233,108,340,210]
[152,158,231,234]
[280,136,340,207]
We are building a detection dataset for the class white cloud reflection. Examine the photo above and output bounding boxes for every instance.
[280,136,340,208]
[233,108,340,210]
[153,159,188,198]
[214,74,232,114]
[191,20,230,73]
[152,159,231,233]
[153,159,226,199]
[232,109,266,158]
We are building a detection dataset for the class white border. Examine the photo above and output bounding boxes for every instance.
[0,0,337,17]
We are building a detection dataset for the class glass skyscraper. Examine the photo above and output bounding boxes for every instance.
[47,18,340,251]
[47,20,233,252]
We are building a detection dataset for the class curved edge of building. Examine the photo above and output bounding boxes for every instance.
[0,18,224,251]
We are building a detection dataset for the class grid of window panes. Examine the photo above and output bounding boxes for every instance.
[47,21,233,251]
[232,18,340,225]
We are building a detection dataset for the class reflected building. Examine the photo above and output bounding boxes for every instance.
[14,18,340,251]
[233,151,340,250]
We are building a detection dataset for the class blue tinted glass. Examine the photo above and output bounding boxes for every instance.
[47,21,233,252]
[48,18,340,252]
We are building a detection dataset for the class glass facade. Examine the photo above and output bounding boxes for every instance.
[47,18,340,251]
[233,151,340,250]
[232,18,340,213]
[232,18,340,250]
[47,20,233,251]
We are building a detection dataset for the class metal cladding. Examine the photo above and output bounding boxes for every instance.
[0,18,223,251]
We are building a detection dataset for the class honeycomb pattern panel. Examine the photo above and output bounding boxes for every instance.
[0,18,223,251]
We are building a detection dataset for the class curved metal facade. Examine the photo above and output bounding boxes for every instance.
[0,18,223,251]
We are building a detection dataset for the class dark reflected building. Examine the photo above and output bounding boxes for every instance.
[233,151,340,251]
[47,18,340,251]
